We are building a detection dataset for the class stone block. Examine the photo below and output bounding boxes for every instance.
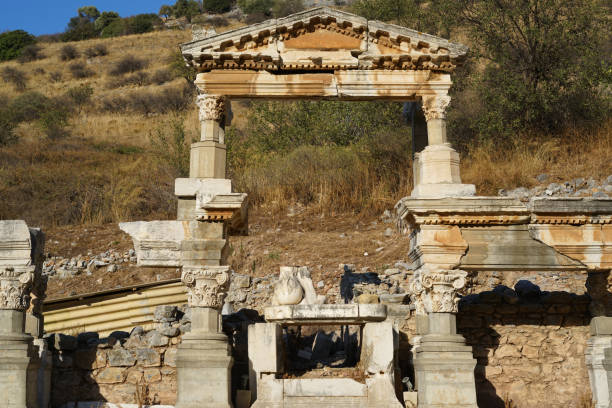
[154,305,178,322]
[284,378,366,397]
[144,368,162,383]
[248,323,282,402]
[189,141,226,178]
[147,332,170,347]
[591,317,612,336]
[361,322,395,374]
[107,349,136,367]
[136,348,161,367]
[96,367,126,384]
[175,178,232,198]
[164,348,177,367]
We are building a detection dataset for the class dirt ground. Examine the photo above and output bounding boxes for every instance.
[44,207,408,300]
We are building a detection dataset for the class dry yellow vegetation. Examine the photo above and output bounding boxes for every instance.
[0,27,610,228]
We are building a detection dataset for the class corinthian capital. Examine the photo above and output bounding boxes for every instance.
[0,266,34,310]
[410,268,467,313]
[422,94,451,121]
[181,265,231,309]
[196,94,226,122]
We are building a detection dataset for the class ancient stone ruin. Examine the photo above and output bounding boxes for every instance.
[2,6,612,408]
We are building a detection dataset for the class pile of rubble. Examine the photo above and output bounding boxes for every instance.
[499,175,612,201]
[43,249,137,279]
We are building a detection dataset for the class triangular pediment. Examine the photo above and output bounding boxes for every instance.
[181,7,468,72]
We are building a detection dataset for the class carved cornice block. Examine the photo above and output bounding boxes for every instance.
[181,6,468,73]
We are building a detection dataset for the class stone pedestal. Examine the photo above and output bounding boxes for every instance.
[586,316,612,408]
[413,313,477,408]
[190,141,227,179]
[0,310,34,408]
[176,266,233,408]
[411,94,475,199]
[411,145,475,198]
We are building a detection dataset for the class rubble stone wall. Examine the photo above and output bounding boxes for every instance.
[47,269,598,408]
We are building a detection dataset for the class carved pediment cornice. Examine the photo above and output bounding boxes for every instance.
[181,7,468,73]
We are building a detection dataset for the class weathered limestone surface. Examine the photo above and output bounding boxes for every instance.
[264,304,387,325]
[118,221,227,267]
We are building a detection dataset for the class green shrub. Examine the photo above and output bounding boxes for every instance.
[60,45,79,61]
[84,44,108,57]
[125,14,161,34]
[7,91,49,122]
[238,0,274,16]
[100,19,127,38]
[149,115,195,177]
[17,44,44,62]
[49,71,63,82]
[106,71,151,88]
[68,62,94,78]
[1,66,28,91]
[37,108,69,139]
[109,55,147,76]
[66,84,94,113]
[204,0,234,14]
[151,69,173,85]
[0,30,36,61]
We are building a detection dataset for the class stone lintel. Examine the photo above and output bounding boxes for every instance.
[264,304,386,325]
[195,70,451,100]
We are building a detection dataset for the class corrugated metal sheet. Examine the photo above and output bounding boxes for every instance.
[43,279,187,336]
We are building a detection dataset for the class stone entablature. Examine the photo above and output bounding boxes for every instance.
[181,7,467,73]
[397,197,612,271]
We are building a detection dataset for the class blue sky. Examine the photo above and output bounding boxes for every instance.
[0,1,171,36]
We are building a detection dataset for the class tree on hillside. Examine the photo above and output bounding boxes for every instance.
[0,30,36,61]
[436,0,610,136]
[63,6,101,41]
[94,11,120,32]
[174,0,202,21]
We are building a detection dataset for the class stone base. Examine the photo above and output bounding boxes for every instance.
[410,183,476,198]
[411,144,475,199]
[589,317,612,408]
[414,334,477,408]
[0,310,34,408]
[176,332,233,408]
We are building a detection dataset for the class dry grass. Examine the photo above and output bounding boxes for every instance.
[462,121,612,195]
[1,26,610,228]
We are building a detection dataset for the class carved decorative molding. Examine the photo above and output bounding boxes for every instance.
[196,95,226,122]
[421,94,451,121]
[0,266,34,310]
[410,268,467,314]
[181,265,230,309]
[181,7,468,73]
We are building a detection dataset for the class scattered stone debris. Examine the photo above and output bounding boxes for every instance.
[499,175,612,201]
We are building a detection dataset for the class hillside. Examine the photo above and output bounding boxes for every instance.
[0,24,611,299]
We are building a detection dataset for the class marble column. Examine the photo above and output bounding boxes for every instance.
[586,316,612,407]
[410,268,477,408]
[176,265,233,408]
[177,94,234,221]
[411,94,475,198]
[0,220,45,408]
[191,94,228,179]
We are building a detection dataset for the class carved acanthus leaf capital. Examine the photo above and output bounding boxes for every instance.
[410,268,467,313]
[196,94,226,122]
[0,266,34,310]
[181,265,230,309]
[422,94,451,121]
